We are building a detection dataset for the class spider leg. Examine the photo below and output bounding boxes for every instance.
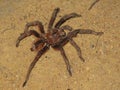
[69,39,85,62]
[59,29,103,62]
[55,13,81,28]
[60,25,73,31]
[48,8,60,29]
[22,45,49,87]
[59,47,72,76]
[67,29,103,38]
[16,30,42,47]
[24,21,45,34]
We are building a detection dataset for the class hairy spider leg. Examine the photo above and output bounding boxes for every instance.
[59,47,72,76]
[16,30,41,47]
[48,8,60,29]
[69,38,85,62]
[24,21,45,34]
[55,13,81,28]
[22,45,49,87]
[58,29,103,64]
[67,29,103,38]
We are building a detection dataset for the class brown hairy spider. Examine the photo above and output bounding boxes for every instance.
[16,8,103,87]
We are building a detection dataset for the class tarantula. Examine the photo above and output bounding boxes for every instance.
[16,8,103,87]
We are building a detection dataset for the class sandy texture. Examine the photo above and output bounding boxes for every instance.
[0,0,120,90]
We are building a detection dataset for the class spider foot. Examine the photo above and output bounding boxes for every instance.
[67,66,72,76]
[30,46,35,51]
[72,13,81,17]
[95,32,104,36]
[68,69,72,76]
[16,40,20,47]
[79,56,85,62]
[22,81,27,87]
[16,33,26,47]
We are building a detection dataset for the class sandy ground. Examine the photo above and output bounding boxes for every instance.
[0,0,120,90]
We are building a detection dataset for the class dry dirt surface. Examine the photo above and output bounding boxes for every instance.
[0,0,120,90]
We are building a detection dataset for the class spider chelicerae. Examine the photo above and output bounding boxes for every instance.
[16,8,103,87]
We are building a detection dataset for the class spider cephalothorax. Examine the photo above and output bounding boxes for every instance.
[16,8,103,87]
